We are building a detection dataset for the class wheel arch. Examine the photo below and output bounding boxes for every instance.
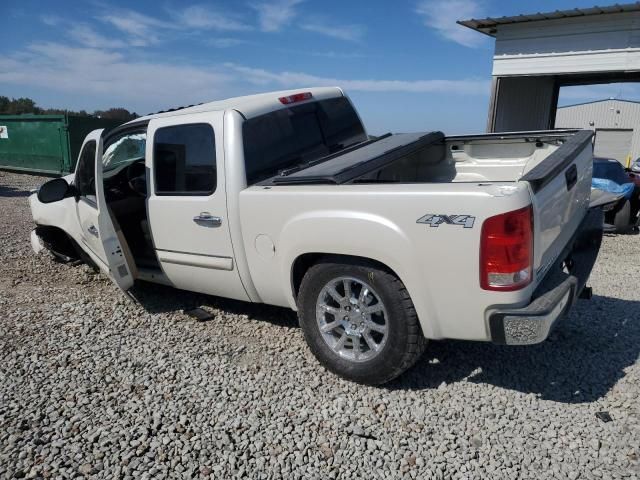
[34,224,80,260]
[290,253,401,301]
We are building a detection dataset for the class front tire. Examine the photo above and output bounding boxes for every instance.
[297,258,426,385]
[613,199,632,233]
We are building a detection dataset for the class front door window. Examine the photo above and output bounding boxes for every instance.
[75,140,97,204]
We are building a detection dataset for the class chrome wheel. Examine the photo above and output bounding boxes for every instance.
[315,276,388,363]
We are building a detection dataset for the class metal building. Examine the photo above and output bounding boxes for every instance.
[459,3,640,133]
[555,99,640,165]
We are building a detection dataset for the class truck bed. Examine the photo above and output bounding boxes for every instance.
[268,129,592,189]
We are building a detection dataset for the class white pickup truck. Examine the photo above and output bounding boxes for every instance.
[30,87,602,384]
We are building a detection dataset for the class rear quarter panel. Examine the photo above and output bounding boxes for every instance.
[239,182,535,341]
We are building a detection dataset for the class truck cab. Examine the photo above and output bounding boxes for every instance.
[32,88,362,297]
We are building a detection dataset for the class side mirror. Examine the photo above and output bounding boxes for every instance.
[37,178,71,204]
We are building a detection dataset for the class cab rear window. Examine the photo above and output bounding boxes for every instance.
[242,97,367,185]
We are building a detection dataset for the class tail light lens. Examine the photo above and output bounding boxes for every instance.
[480,205,533,291]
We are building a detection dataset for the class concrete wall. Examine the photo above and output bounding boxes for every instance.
[555,99,640,163]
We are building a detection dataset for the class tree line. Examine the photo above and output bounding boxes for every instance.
[0,96,139,121]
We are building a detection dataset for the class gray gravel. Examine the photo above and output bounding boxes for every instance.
[1,170,639,479]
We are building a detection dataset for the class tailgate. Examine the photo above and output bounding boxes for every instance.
[520,130,594,284]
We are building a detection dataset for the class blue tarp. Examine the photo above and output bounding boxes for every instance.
[592,178,635,200]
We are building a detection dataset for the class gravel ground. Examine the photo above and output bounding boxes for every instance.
[1,170,639,480]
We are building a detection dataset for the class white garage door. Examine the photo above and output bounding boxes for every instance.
[594,129,633,165]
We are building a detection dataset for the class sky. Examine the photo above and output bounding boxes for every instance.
[2,0,640,135]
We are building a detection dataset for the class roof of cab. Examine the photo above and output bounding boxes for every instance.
[127,87,344,125]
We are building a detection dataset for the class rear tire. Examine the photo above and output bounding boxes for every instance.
[297,258,426,385]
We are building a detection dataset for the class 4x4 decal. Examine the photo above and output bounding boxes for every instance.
[417,214,475,229]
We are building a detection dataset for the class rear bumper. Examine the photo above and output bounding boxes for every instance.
[489,207,603,345]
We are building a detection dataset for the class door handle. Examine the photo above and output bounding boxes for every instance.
[87,225,99,237]
[193,212,222,227]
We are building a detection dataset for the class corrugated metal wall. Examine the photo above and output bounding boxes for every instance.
[490,76,557,132]
[492,12,640,76]
[593,129,633,162]
[555,99,640,164]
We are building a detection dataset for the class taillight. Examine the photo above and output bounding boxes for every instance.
[480,205,533,291]
[278,92,313,104]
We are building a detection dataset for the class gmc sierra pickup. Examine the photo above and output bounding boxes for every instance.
[29,87,602,384]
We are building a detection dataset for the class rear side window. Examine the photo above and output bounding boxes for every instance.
[154,124,216,195]
[242,97,367,184]
[76,140,96,201]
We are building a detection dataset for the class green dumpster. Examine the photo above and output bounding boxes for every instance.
[0,114,122,175]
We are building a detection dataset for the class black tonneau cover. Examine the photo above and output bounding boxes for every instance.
[270,131,444,185]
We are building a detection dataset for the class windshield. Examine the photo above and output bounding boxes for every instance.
[242,97,367,185]
[103,132,147,173]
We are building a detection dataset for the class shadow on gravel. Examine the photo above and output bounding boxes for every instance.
[389,295,640,404]
[604,230,639,237]
[131,281,298,329]
[0,184,32,198]
[131,280,638,403]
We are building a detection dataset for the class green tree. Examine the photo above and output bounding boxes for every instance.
[0,96,138,120]
[92,108,138,121]
[0,96,10,113]
[0,97,41,114]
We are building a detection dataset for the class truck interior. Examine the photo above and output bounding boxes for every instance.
[101,129,161,274]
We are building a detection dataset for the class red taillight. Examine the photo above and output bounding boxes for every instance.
[278,92,313,105]
[480,205,533,291]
